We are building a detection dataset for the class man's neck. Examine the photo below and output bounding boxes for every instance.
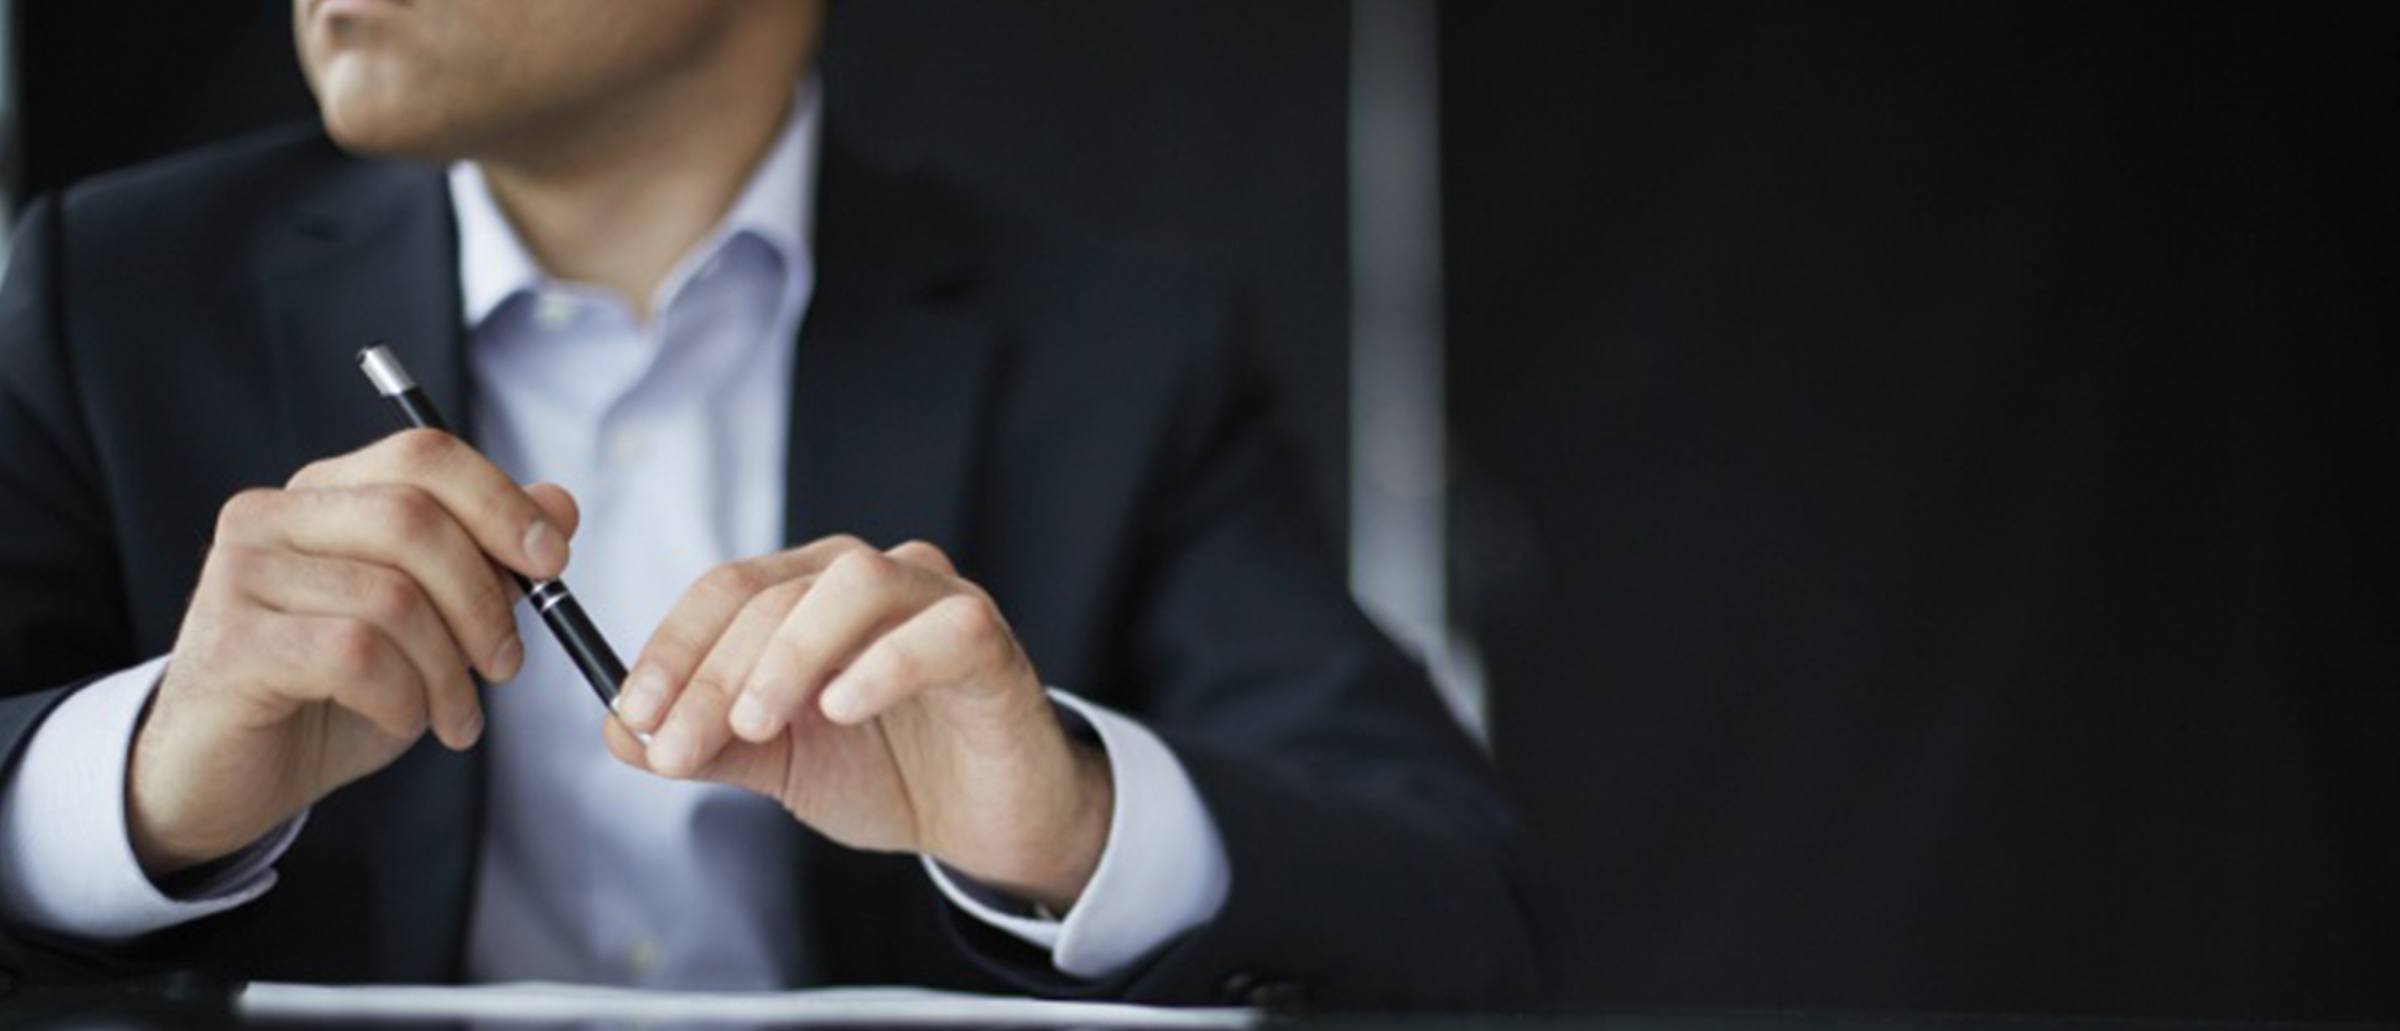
[473,68,797,323]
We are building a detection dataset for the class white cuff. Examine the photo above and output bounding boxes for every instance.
[0,656,305,941]
[923,689,1230,979]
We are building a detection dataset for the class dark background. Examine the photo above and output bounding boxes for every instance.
[1445,3,2394,1019]
[7,1,2393,1021]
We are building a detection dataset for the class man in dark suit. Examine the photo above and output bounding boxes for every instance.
[0,0,1539,1006]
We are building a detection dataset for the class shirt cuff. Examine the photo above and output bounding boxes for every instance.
[922,689,1231,980]
[0,656,306,941]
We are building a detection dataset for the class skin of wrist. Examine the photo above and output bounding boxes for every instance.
[125,694,213,878]
[1040,740,1117,912]
[952,737,1114,915]
[124,681,280,879]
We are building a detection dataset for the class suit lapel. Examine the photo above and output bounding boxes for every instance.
[260,162,470,459]
[256,155,483,982]
[783,141,997,565]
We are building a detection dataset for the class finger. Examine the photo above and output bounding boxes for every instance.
[289,428,569,580]
[260,610,430,741]
[217,486,524,683]
[606,695,788,799]
[602,711,651,770]
[512,485,581,607]
[616,535,873,731]
[885,539,958,576]
[732,548,952,742]
[646,579,811,778]
[523,482,581,540]
[819,593,1010,726]
[229,547,483,749]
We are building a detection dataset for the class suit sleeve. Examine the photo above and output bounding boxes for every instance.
[0,196,158,984]
[940,291,1556,1009]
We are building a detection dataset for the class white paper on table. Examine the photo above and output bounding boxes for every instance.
[239,980,1259,1027]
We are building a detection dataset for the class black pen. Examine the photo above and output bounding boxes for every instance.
[357,344,629,711]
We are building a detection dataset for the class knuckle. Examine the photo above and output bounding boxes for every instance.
[890,538,949,566]
[286,455,344,489]
[698,561,766,603]
[386,427,456,468]
[868,641,920,686]
[936,593,1002,640]
[322,618,385,677]
[688,673,736,703]
[823,533,870,554]
[826,548,895,587]
[758,576,811,612]
[358,566,422,624]
[371,485,443,539]
[736,590,785,626]
[215,488,279,537]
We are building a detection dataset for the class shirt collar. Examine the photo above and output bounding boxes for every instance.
[449,79,821,329]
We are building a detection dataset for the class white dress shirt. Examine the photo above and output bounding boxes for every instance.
[0,81,1228,984]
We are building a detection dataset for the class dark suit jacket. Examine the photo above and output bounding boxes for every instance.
[0,124,1544,1008]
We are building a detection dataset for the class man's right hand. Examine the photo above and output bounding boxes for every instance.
[126,428,578,878]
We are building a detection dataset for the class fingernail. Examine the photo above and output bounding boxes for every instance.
[819,681,861,724]
[523,521,568,573]
[614,667,666,726]
[456,708,485,749]
[488,634,523,681]
[730,693,776,739]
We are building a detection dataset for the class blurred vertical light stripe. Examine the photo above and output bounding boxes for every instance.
[1348,0,1485,740]
[1,0,17,264]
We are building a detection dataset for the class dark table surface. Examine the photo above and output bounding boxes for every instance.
[4,977,2390,1031]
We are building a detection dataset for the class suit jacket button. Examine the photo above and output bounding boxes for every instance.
[1216,969,1261,1003]
[1247,978,1308,1012]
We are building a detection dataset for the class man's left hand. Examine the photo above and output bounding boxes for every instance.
[604,535,1112,912]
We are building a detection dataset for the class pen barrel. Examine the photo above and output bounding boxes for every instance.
[362,348,631,717]
[393,387,451,434]
[531,585,627,706]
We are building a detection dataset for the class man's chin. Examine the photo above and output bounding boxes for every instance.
[316,103,465,162]
[309,57,469,159]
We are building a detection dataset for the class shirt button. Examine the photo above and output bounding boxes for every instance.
[604,426,650,467]
[626,936,664,978]
[534,293,578,330]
